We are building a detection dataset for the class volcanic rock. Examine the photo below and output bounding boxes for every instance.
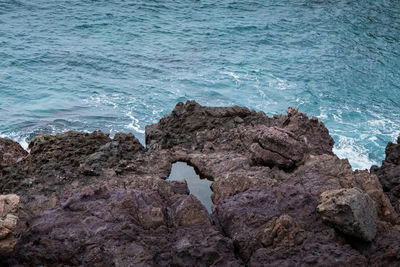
[0,101,398,266]
[145,101,334,160]
[7,187,240,266]
[0,138,27,164]
[214,185,367,265]
[0,194,19,256]
[280,154,396,223]
[317,188,377,242]
[371,136,400,213]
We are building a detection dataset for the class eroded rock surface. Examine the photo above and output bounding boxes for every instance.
[0,101,398,266]
[371,137,400,213]
[7,188,240,266]
[0,138,27,164]
[317,188,377,242]
[0,194,19,256]
[214,185,367,265]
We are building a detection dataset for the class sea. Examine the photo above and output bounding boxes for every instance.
[0,0,399,170]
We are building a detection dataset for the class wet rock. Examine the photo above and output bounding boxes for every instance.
[0,138,27,164]
[317,188,377,242]
[0,194,19,256]
[371,136,400,213]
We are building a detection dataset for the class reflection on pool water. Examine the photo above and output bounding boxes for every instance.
[167,161,213,212]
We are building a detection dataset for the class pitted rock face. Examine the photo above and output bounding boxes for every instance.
[7,188,241,266]
[0,101,398,266]
[145,101,334,161]
[371,136,400,213]
[317,188,377,242]
[0,138,27,164]
[0,194,20,256]
[213,185,367,265]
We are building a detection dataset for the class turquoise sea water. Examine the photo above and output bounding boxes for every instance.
[0,0,399,170]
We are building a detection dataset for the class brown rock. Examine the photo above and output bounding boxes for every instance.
[167,194,211,227]
[371,136,400,214]
[6,187,241,266]
[0,194,19,256]
[214,185,367,265]
[0,101,397,265]
[281,154,397,223]
[259,214,307,249]
[0,138,27,164]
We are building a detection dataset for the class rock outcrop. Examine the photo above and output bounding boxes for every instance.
[0,101,398,266]
[214,185,368,265]
[0,138,27,164]
[371,137,400,213]
[8,188,240,266]
[0,194,19,256]
[317,188,377,242]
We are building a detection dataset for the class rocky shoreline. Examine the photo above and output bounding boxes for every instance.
[0,100,399,266]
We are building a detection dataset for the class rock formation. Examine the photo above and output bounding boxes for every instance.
[0,194,19,256]
[0,138,27,164]
[0,100,399,266]
[317,188,377,242]
[371,137,400,213]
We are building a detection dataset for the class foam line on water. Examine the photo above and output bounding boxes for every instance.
[333,135,377,170]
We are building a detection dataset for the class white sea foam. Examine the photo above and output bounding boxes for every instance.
[83,94,121,110]
[317,108,328,120]
[267,75,295,91]
[221,71,240,83]
[0,132,29,150]
[333,135,377,170]
[126,111,145,134]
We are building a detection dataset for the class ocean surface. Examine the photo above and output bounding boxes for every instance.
[1,0,399,170]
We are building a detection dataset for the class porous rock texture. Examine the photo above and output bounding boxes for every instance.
[317,188,377,242]
[0,194,19,256]
[0,100,399,266]
[371,137,400,213]
[0,139,27,165]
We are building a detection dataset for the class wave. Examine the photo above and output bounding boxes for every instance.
[333,135,378,170]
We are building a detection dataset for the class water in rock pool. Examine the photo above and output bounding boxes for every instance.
[168,162,213,212]
[0,0,399,170]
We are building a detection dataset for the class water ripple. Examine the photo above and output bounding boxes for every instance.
[0,0,399,169]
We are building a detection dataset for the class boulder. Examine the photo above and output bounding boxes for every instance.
[281,154,397,223]
[317,188,377,242]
